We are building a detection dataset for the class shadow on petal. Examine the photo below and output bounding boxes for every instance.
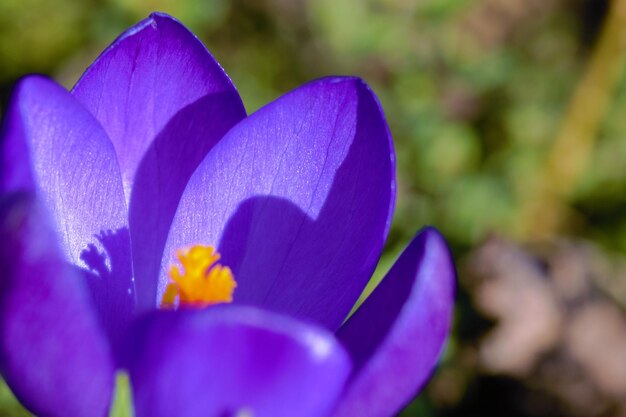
[130,91,245,313]
[185,79,395,331]
[79,226,134,356]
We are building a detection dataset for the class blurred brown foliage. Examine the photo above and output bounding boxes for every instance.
[457,236,626,416]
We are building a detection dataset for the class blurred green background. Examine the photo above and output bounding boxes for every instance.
[1,0,626,416]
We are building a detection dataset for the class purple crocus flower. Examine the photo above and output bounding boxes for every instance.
[0,12,455,417]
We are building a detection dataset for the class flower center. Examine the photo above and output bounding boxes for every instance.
[160,245,236,309]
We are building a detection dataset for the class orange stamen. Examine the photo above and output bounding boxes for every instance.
[160,245,236,309]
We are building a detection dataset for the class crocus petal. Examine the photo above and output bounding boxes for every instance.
[332,227,455,417]
[126,306,351,417]
[0,75,133,348]
[72,11,245,199]
[163,77,395,330]
[0,193,115,417]
[71,12,246,310]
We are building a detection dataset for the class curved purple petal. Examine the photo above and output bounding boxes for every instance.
[126,306,351,417]
[72,11,244,198]
[332,227,455,417]
[72,12,246,310]
[0,75,133,349]
[0,193,115,417]
[162,77,395,330]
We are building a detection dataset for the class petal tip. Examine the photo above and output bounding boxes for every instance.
[149,10,174,19]
[418,225,447,247]
[13,74,58,97]
[147,11,182,28]
[312,76,371,93]
[415,225,457,300]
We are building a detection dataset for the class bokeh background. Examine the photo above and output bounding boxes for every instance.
[1,0,626,416]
